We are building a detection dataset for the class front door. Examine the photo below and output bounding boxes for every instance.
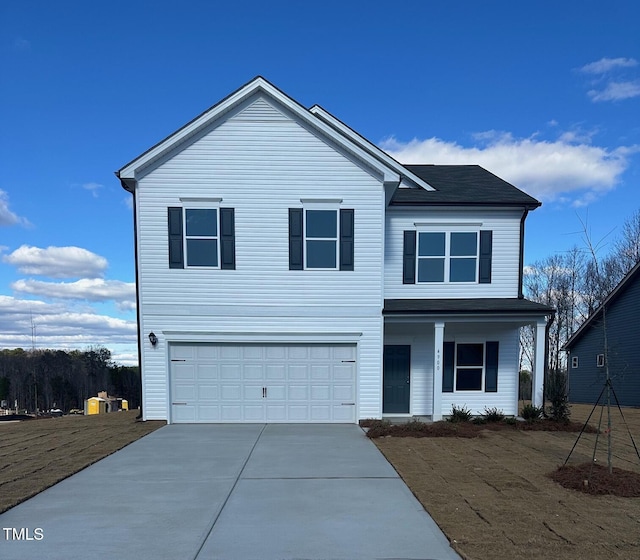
[383,345,411,414]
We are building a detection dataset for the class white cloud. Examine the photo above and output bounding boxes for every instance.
[0,295,137,355]
[588,81,640,102]
[82,182,104,197]
[579,57,640,102]
[380,133,638,206]
[0,190,30,227]
[3,245,108,279]
[580,57,637,74]
[12,278,136,303]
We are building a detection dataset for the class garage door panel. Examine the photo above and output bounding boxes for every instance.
[198,406,220,421]
[197,384,219,400]
[310,385,330,400]
[266,385,286,400]
[243,364,263,380]
[197,364,218,380]
[220,364,241,380]
[266,364,286,380]
[311,365,331,380]
[243,384,264,400]
[170,343,356,423]
[333,384,355,400]
[221,385,242,399]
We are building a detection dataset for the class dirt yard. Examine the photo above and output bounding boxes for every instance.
[1,406,639,559]
[375,404,640,560]
[0,411,164,514]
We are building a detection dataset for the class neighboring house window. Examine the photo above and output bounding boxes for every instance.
[596,354,605,368]
[403,230,492,284]
[168,206,235,269]
[571,356,579,369]
[289,207,354,271]
[443,341,499,393]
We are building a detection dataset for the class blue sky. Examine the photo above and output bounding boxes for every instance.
[1,1,638,364]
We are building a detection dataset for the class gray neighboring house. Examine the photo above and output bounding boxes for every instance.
[116,76,553,424]
[565,261,640,407]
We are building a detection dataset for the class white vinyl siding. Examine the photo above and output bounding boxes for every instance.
[134,95,385,421]
[385,207,522,298]
[136,95,384,308]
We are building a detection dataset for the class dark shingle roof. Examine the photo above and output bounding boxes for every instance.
[392,165,541,207]
[384,298,554,315]
[564,261,640,349]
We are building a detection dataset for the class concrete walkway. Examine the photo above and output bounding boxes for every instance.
[0,424,460,560]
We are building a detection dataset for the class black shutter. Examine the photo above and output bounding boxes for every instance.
[485,341,499,392]
[403,231,416,284]
[339,209,354,271]
[168,207,184,269]
[479,230,492,284]
[289,208,303,270]
[220,208,235,270]
[443,341,455,393]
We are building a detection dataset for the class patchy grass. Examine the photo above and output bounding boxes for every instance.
[0,411,164,514]
[374,404,640,560]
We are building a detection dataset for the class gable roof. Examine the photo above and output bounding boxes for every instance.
[564,260,640,350]
[391,165,541,208]
[117,76,402,190]
[308,105,435,192]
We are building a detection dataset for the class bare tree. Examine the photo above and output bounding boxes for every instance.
[614,208,640,274]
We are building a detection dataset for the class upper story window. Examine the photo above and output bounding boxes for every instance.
[168,203,235,270]
[403,228,492,285]
[418,231,478,282]
[305,210,338,269]
[289,204,354,271]
[185,208,218,267]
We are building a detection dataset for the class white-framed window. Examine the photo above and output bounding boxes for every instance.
[304,209,338,269]
[454,342,485,391]
[596,354,605,368]
[184,207,219,268]
[417,231,478,283]
[571,356,579,369]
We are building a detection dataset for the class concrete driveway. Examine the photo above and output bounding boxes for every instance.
[0,424,460,560]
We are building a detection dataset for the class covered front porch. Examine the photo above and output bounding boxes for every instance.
[382,298,554,421]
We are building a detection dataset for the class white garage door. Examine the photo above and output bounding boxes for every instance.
[169,343,357,423]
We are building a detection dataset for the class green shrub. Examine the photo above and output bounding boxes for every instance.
[546,369,571,423]
[504,417,517,426]
[472,416,488,425]
[447,404,472,423]
[521,403,544,422]
[482,406,505,423]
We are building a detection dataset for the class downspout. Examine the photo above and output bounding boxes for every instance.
[118,174,143,420]
[518,207,529,299]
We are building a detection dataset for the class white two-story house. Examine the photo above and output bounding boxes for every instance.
[117,77,553,424]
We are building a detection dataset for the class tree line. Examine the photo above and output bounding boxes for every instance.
[522,208,640,376]
[0,346,140,414]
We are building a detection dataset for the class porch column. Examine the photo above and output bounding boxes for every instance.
[532,318,547,408]
[432,321,445,421]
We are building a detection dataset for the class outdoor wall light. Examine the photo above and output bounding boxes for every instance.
[148,332,158,346]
